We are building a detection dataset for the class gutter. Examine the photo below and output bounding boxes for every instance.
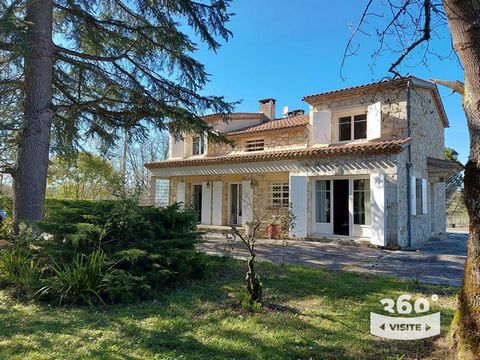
[406,80,413,248]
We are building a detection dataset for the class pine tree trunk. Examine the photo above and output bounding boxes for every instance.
[443,1,480,357]
[13,0,54,221]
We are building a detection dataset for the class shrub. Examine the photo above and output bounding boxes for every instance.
[104,270,152,303]
[2,197,208,305]
[40,250,110,306]
[0,250,43,299]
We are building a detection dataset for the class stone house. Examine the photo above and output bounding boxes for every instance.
[145,77,463,248]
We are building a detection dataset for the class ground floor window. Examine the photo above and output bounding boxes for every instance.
[315,180,331,223]
[270,182,289,208]
[353,179,370,225]
[155,179,170,207]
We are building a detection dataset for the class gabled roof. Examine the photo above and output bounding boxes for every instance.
[303,76,449,127]
[145,137,410,169]
[303,77,411,102]
[227,114,309,136]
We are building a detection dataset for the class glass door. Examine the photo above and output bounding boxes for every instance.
[229,184,242,225]
[192,184,202,223]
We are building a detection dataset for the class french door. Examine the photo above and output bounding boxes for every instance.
[192,184,202,223]
[229,183,242,225]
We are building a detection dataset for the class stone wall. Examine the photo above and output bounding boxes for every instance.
[409,87,446,244]
[209,127,308,156]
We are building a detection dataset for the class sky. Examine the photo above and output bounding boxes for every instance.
[191,0,468,163]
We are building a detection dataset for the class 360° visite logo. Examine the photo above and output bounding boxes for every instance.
[370,294,441,340]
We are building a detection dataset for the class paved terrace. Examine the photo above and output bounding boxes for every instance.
[200,230,467,286]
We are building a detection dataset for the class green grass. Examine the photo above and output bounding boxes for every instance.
[0,257,457,359]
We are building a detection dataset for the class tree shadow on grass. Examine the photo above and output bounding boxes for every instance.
[0,257,457,359]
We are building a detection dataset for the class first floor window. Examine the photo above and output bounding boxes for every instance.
[338,113,367,141]
[245,139,265,152]
[315,180,331,223]
[192,136,206,155]
[338,116,352,142]
[155,179,170,207]
[270,182,289,208]
[353,114,367,139]
[354,179,370,225]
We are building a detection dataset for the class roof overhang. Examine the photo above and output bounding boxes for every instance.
[145,137,410,171]
[427,157,464,180]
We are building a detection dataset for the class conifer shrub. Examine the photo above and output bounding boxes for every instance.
[0,197,209,304]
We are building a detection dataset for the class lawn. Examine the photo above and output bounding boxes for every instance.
[0,257,457,360]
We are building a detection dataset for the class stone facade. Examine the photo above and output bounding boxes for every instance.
[209,127,307,156]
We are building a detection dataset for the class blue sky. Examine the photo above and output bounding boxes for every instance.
[192,0,468,163]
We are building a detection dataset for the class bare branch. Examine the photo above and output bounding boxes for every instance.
[340,0,375,81]
[388,0,431,77]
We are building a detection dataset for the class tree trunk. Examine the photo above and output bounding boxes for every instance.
[443,1,480,357]
[13,0,54,221]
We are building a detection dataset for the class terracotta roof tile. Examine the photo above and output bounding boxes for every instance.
[145,137,410,169]
[227,114,309,136]
[303,77,412,102]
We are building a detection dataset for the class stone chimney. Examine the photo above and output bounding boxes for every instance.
[259,98,276,120]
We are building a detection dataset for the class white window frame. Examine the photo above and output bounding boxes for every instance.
[155,179,170,208]
[245,138,265,152]
[314,179,331,224]
[353,179,371,225]
[269,182,289,208]
[334,108,368,143]
[311,176,372,239]
[192,135,206,156]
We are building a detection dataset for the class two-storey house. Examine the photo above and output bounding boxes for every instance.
[145,77,463,248]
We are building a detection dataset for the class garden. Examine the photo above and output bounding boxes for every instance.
[0,197,458,359]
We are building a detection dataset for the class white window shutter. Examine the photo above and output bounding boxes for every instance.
[201,182,212,225]
[410,176,417,216]
[310,110,331,145]
[422,179,428,214]
[367,102,382,140]
[289,175,308,238]
[212,181,223,225]
[370,173,386,246]
[176,182,185,208]
[241,180,253,225]
[169,135,184,158]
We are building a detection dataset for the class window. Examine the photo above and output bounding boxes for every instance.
[245,139,264,152]
[416,179,423,215]
[338,113,367,141]
[315,180,331,223]
[339,116,352,142]
[353,114,367,139]
[354,179,371,225]
[155,179,170,207]
[192,136,206,155]
[270,182,289,208]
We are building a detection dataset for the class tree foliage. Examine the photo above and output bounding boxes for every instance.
[0,0,235,220]
[0,0,234,155]
[47,152,122,200]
